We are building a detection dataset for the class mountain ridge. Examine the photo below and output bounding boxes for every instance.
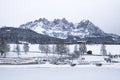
[0,18,120,44]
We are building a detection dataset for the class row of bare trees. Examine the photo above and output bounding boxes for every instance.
[15,43,29,57]
[0,37,108,58]
[39,44,69,57]
[38,43,87,59]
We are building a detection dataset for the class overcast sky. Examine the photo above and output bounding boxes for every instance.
[0,0,120,35]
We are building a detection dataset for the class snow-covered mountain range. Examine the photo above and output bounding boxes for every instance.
[20,18,105,39]
[19,18,120,44]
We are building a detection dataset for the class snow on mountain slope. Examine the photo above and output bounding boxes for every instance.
[20,18,106,39]
[76,20,104,36]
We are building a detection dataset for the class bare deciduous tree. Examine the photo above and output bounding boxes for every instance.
[16,44,20,57]
[52,44,56,56]
[73,44,80,58]
[100,44,107,56]
[39,44,45,53]
[44,44,50,56]
[55,44,68,57]
[39,44,50,56]
[79,43,87,55]
[23,43,29,54]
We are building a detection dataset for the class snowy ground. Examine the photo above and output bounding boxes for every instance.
[1,44,120,66]
[0,65,120,80]
[6,44,120,57]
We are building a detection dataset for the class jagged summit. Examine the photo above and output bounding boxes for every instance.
[76,20,104,36]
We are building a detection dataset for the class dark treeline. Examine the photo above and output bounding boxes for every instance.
[0,27,64,44]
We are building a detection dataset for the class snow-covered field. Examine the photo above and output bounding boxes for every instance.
[87,44,120,55]
[6,44,120,57]
[0,66,120,80]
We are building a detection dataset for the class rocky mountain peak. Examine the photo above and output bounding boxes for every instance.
[76,20,104,36]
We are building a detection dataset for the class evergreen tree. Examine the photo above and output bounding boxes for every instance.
[0,37,9,57]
